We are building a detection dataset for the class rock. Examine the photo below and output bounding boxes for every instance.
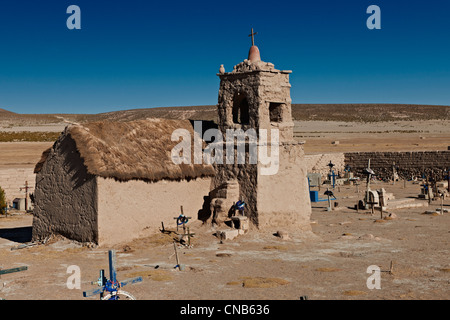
[274,230,290,240]
[358,233,375,240]
[217,229,239,241]
[384,213,398,220]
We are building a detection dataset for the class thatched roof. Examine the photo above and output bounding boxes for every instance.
[35,118,215,182]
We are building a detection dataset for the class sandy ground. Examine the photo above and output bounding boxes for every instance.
[0,142,54,169]
[295,120,450,153]
[0,180,449,301]
[0,119,448,301]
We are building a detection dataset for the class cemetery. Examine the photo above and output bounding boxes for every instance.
[0,30,448,301]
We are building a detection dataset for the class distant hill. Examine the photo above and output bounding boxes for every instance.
[72,103,449,123]
[0,108,17,115]
[291,104,450,122]
[1,104,449,125]
[70,105,218,123]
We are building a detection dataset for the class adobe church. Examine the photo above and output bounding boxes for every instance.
[32,30,311,246]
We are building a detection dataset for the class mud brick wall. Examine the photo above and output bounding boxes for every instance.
[344,151,450,180]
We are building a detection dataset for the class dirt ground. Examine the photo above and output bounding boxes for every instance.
[0,119,448,301]
[0,179,448,300]
[295,120,450,153]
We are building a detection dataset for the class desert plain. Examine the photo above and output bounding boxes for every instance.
[0,104,449,300]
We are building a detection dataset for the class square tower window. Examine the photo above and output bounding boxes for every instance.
[269,103,283,123]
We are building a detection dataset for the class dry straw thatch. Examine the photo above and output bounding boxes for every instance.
[35,118,215,182]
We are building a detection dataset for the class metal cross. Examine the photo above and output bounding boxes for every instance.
[83,250,142,299]
[248,28,257,46]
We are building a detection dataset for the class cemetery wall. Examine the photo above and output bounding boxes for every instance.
[0,168,35,203]
[344,151,450,180]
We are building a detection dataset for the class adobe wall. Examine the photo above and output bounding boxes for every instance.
[212,141,311,231]
[257,142,311,231]
[96,176,212,246]
[32,134,98,243]
[344,151,450,180]
[0,168,35,204]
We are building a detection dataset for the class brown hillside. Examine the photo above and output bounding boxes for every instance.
[1,104,449,125]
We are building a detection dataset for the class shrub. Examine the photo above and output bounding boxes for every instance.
[0,186,6,215]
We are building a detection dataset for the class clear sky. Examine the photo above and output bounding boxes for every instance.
[0,0,449,114]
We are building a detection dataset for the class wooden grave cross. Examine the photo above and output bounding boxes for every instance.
[183,227,195,246]
[0,265,28,277]
[0,266,27,299]
[173,206,191,233]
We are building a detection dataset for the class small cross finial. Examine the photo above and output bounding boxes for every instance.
[248,28,257,46]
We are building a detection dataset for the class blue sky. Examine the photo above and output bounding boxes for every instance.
[0,0,449,114]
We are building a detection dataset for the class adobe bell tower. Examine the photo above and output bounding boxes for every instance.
[217,28,295,143]
[211,29,311,231]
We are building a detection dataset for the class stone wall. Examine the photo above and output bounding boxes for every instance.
[304,151,449,181]
[344,151,450,180]
[304,153,345,177]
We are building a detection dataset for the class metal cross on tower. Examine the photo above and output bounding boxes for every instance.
[248,28,257,46]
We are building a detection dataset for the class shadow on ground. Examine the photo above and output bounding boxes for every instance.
[0,226,32,243]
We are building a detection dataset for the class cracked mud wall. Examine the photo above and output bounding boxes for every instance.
[32,134,98,243]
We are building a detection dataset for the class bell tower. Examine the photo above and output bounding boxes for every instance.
[217,28,295,143]
[212,29,311,231]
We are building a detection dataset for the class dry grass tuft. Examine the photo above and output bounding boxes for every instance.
[125,269,173,282]
[227,277,290,288]
[241,277,290,288]
[216,253,232,257]
[315,267,343,272]
[342,290,368,296]
[263,245,288,251]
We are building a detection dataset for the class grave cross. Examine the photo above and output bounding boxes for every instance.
[19,181,33,211]
[0,265,28,276]
[327,161,337,189]
[248,28,257,46]
[83,250,142,300]
[183,227,195,246]
[174,206,191,232]
[0,265,27,300]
